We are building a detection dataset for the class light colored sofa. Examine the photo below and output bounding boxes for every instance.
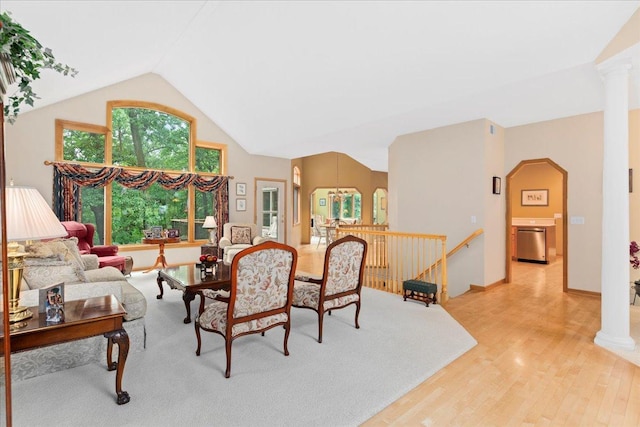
[218,223,267,264]
[5,237,147,381]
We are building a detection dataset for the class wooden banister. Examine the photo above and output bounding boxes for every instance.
[419,228,484,277]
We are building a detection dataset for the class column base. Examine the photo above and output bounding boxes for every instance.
[594,330,636,351]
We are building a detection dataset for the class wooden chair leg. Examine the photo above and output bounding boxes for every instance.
[354,301,361,329]
[224,339,233,378]
[195,320,202,356]
[317,311,324,343]
[283,322,291,356]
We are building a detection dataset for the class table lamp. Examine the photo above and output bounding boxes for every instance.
[202,216,218,246]
[5,185,67,325]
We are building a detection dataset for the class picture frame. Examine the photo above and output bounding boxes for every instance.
[521,189,548,206]
[236,198,246,211]
[319,198,326,206]
[39,282,65,323]
[492,176,501,195]
[151,226,163,239]
[167,228,180,238]
[236,182,246,196]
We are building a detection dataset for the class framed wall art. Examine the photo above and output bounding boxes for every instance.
[236,198,246,211]
[521,189,548,206]
[492,176,501,195]
[319,198,326,206]
[236,182,246,196]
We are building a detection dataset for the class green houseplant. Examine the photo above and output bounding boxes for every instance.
[0,11,77,123]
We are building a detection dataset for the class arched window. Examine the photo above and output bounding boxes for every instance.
[55,101,227,245]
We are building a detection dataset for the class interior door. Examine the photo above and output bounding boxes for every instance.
[256,179,285,243]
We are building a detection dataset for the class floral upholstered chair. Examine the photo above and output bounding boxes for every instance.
[195,241,298,378]
[293,235,367,343]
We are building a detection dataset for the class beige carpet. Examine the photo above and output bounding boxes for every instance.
[11,271,477,426]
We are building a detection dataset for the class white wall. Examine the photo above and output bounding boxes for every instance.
[5,73,292,270]
[483,121,506,286]
[389,119,488,298]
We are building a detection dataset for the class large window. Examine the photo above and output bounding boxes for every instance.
[56,101,227,245]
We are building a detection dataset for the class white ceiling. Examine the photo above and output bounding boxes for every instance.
[3,1,639,171]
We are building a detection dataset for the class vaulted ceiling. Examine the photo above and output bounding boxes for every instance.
[4,1,639,171]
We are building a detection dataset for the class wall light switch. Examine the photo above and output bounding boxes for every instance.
[570,216,585,225]
[471,215,477,224]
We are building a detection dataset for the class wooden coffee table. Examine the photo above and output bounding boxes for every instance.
[156,263,231,324]
[0,295,130,404]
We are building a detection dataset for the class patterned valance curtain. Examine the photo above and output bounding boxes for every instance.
[51,162,229,242]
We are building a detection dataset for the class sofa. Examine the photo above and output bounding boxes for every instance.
[5,237,147,381]
[218,223,267,264]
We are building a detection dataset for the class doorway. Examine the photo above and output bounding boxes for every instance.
[506,158,568,291]
[255,178,286,243]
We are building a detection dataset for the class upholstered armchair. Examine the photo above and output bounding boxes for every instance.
[194,241,298,378]
[61,221,126,272]
[293,235,367,343]
[218,223,267,264]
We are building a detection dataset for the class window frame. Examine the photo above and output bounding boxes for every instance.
[55,100,227,246]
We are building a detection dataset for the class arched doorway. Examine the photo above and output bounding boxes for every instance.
[506,158,568,291]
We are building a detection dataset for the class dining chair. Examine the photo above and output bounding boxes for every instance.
[293,235,367,343]
[194,241,298,377]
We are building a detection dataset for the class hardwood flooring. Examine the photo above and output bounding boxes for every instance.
[296,245,640,426]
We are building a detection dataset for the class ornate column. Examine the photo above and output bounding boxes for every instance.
[595,59,635,350]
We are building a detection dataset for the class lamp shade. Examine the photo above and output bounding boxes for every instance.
[202,216,217,229]
[6,186,67,241]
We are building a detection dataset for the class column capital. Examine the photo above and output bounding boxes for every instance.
[597,57,632,78]
[597,42,640,78]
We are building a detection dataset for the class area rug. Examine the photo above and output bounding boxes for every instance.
[11,271,477,427]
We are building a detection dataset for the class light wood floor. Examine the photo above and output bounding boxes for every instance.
[296,245,640,426]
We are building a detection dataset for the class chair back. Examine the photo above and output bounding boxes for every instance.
[61,221,94,254]
[323,235,367,297]
[313,216,326,237]
[228,241,297,320]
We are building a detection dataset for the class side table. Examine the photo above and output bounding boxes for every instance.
[0,295,130,404]
[142,237,181,272]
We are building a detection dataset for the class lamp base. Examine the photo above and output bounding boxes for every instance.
[208,229,218,246]
[9,305,33,325]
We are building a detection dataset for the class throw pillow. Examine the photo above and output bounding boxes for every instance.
[24,257,87,282]
[23,260,86,289]
[57,237,85,271]
[231,226,251,245]
[26,238,85,273]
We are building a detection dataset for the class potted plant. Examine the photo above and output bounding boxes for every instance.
[630,241,640,304]
[0,11,77,123]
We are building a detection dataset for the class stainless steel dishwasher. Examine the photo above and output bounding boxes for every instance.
[516,227,546,263]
